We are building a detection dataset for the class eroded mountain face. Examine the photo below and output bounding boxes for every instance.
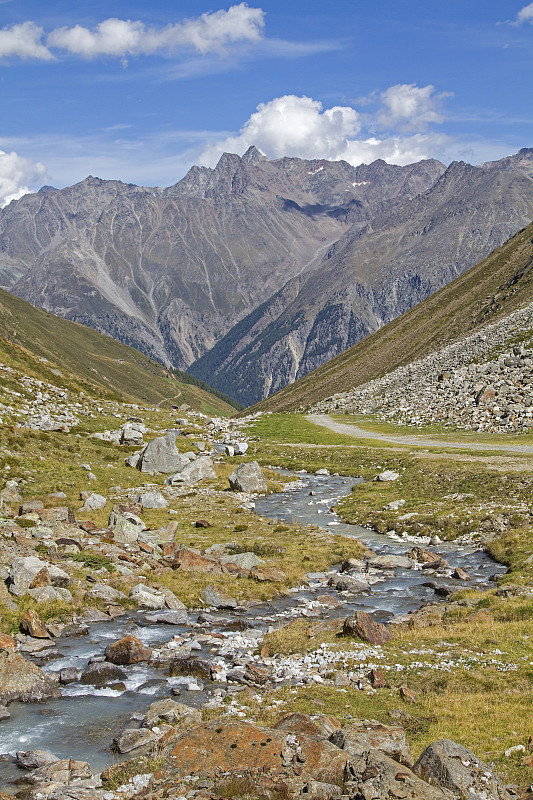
[1,147,533,404]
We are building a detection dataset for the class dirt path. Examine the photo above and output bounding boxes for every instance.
[305,413,533,455]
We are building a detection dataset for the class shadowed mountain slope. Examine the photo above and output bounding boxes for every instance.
[247,219,533,413]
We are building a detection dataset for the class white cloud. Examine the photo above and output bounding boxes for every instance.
[47,4,264,58]
[516,2,533,23]
[0,149,46,207]
[199,90,452,168]
[0,21,53,60]
[376,84,450,132]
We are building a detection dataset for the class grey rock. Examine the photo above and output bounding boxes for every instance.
[228,461,267,494]
[220,551,264,570]
[331,719,413,767]
[144,610,188,625]
[129,583,166,610]
[201,586,238,609]
[138,433,190,474]
[414,738,511,799]
[8,557,70,596]
[85,583,126,603]
[374,470,400,482]
[81,493,106,511]
[80,661,127,687]
[165,455,216,486]
[113,727,157,754]
[16,750,60,770]
[135,490,168,509]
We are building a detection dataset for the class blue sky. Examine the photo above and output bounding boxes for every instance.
[0,0,532,204]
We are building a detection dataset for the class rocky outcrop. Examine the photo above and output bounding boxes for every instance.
[0,651,61,704]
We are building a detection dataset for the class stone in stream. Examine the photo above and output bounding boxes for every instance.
[405,547,450,570]
[452,567,471,581]
[366,554,414,570]
[0,705,10,720]
[142,698,201,729]
[143,610,188,625]
[59,667,80,685]
[80,661,128,687]
[414,739,511,799]
[16,750,59,770]
[330,720,414,767]
[228,461,267,493]
[201,585,238,609]
[0,650,61,704]
[105,635,152,665]
[342,611,392,645]
[113,727,158,754]
[169,656,212,679]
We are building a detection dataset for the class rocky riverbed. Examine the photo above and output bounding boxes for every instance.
[0,472,509,799]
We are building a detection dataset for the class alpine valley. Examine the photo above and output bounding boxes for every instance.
[2,146,533,405]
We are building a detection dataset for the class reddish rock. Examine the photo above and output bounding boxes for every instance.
[399,684,418,704]
[78,521,98,532]
[0,633,16,650]
[367,668,387,688]
[250,566,287,582]
[342,611,392,645]
[164,719,348,785]
[195,520,212,528]
[330,719,413,767]
[452,567,471,581]
[405,547,449,570]
[29,568,52,589]
[20,610,50,639]
[168,546,223,575]
[105,634,152,665]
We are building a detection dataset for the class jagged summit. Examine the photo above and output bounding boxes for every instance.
[242,145,268,163]
[1,148,532,406]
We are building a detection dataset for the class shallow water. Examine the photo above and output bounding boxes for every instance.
[0,472,505,783]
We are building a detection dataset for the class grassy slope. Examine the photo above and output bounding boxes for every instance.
[250,221,533,413]
[0,287,235,415]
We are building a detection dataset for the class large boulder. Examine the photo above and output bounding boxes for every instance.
[20,610,50,639]
[342,611,392,645]
[8,557,70,596]
[413,739,511,799]
[330,719,413,767]
[105,635,152,665]
[80,661,127,687]
[81,492,107,511]
[274,712,341,740]
[0,651,61,704]
[165,456,216,486]
[137,433,190,474]
[160,719,348,785]
[108,509,144,543]
[16,750,59,770]
[228,461,267,493]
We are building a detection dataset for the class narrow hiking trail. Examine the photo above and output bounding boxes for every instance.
[306,414,533,455]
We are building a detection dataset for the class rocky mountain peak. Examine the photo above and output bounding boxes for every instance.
[242,145,268,164]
